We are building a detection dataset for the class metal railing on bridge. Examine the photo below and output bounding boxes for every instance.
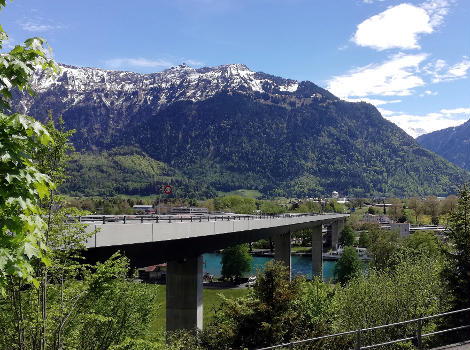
[68,212,342,225]
[256,308,470,350]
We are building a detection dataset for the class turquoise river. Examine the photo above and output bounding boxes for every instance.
[202,253,335,281]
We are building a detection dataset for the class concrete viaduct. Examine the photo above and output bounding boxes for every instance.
[82,213,348,332]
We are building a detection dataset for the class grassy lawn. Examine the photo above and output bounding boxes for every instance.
[149,285,249,335]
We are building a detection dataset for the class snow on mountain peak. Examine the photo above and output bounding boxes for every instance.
[25,63,300,111]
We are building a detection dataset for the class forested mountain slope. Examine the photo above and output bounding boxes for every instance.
[11,63,468,197]
[417,119,470,171]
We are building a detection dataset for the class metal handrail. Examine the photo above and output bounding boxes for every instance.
[68,212,345,224]
[256,308,470,350]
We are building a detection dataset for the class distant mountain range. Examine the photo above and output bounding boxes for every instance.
[417,119,470,171]
[11,63,468,198]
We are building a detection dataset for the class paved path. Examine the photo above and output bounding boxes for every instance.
[432,341,470,350]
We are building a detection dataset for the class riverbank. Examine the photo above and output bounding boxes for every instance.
[248,248,370,261]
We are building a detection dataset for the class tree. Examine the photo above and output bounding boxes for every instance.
[333,246,362,285]
[358,231,371,248]
[293,200,321,213]
[338,224,355,247]
[0,2,58,294]
[443,185,470,312]
[260,201,285,214]
[440,195,458,215]
[424,195,440,224]
[292,228,312,246]
[389,198,403,221]
[221,244,253,281]
[407,196,424,224]
[201,261,304,349]
[367,224,400,271]
[403,230,443,259]
[334,255,448,349]
[218,196,256,214]
[351,198,366,209]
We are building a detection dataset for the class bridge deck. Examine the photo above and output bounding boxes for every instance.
[83,213,348,248]
[82,213,348,266]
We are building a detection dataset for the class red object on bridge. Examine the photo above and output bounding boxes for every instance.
[163,185,173,195]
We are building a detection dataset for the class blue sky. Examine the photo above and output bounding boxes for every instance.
[1,0,469,137]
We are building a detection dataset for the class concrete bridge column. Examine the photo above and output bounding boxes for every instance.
[329,219,345,251]
[273,231,291,280]
[311,225,323,279]
[166,255,203,332]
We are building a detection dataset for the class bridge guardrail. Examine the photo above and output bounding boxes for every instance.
[256,308,470,350]
[67,212,346,225]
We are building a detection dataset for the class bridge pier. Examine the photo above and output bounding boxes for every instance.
[311,225,323,278]
[166,255,203,332]
[273,230,291,280]
[327,219,345,251]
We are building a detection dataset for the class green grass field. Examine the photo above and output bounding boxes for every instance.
[149,285,249,336]
[216,189,263,199]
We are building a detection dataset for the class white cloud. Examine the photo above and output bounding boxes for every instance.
[105,58,175,69]
[327,53,427,99]
[353,1,451,51]
[20,21,54,32]
[352,4,433,50]
[385,108,468,137]
[424,57,470,82]
[1,36,15,51]
[419,89,438,97]
[378,107,395,116]
[185,59,204,67]
[420,0,451,27]
[440,107,470,115]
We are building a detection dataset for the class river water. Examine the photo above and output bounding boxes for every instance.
[203,253,336,281]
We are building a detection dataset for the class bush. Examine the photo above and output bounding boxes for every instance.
[333,246,362,285]
[201,261,304,349]
[339,224,356,247]
[221,244,253,281]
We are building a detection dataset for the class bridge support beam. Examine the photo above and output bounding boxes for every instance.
[311,225,323,279]
[273,231,291,280]
[329,219,345,251]
[166,255,203,333]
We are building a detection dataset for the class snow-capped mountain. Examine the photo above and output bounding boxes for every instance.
[18,63,330,115]
[11,63,467,198]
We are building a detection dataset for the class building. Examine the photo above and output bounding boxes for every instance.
[133,205,153,213]
[362,214,393,224]
[170,207,209,215]
[390,223,411,237]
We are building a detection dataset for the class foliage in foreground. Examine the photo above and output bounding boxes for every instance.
[0,7,58,292]
[0,253,157,350]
